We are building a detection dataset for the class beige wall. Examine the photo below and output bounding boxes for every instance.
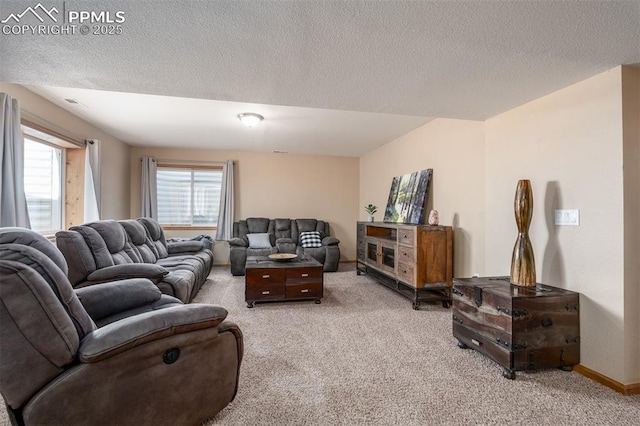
[485,67,627,382]
[622,66,640,384]
[360,118,486,278]
[0,83,131,220]
[130,147,359,265]
[361,67,637,385]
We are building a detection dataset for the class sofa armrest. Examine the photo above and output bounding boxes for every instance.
[86,264,168,284]
[78,304,228,363]
[322,236,340,246]
[167,240,205,254]
[75,279,164,322]
[228,237,247,248]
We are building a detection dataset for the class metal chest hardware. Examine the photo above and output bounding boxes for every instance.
[474,286,483,307]
[496,337,527,350]
[496,306,528,317]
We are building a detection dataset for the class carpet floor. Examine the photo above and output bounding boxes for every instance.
[2,264,638,425]
[201,265,640,426]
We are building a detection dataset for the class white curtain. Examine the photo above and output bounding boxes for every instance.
[215,159,234,240]
[84,139,101,222]
[0,93,31,228]
[141,156,158,218]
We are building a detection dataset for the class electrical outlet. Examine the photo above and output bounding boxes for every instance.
[554,209,580,226]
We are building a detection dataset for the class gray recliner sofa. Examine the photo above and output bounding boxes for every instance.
[0,227,243,426]
[56,218,213,303]
[229,217,340,276]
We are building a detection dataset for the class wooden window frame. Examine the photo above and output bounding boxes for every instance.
[21,121,86,235]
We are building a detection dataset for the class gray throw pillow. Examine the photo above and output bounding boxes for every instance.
[247,233,272,249]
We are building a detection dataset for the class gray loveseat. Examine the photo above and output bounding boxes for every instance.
[229,217,340,276]
[0,227,242,426]
[56,218,213,303]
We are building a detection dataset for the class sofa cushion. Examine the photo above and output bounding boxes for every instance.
[247,233,272,249]
[274,218,292,239]
[300,231,322,248]
[119,220,158,263]
[246,218,271,234]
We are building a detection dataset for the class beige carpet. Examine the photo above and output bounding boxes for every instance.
[2,265,639,425]
[200,265,640,426]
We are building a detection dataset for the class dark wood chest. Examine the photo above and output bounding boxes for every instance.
[452,277,580,379]
[245,257,323,308]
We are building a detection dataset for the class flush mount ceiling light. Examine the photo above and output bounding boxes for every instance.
[237,113,264,128]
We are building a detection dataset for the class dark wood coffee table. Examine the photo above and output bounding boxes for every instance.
[245,256,323,308]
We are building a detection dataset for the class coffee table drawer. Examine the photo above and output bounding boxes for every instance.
[285,267,322,284]
[246,268,285,284]
[246,282,285,300]
[285,282,323,299]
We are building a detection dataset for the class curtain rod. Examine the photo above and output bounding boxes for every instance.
[141,158,235,165]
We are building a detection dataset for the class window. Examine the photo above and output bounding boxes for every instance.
[157,166,222,227]
[23,137,64,233]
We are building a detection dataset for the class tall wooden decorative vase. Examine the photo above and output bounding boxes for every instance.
[510,180,536,287]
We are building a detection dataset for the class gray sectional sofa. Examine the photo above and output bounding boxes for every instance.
[56,218,213,303]
[229,217,340,276]
[0,227,242,425]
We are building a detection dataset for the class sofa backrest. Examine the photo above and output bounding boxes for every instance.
[71,220,141,266]
[234,218,277,246]
[233,218,331,245]
[291,219,329,243]
[55,229,98,286]
[119,219,158,263]
[273,218,293,240]
[57,220,148,286]
[137,217,169,259]
[0,229,96,408]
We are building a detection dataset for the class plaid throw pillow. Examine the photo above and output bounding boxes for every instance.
[300,231,322,248]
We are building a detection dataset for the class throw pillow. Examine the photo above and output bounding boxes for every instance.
[300,231,322,248]
[247,233,272,249]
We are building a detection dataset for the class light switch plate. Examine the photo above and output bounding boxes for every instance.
[554,209,580,226]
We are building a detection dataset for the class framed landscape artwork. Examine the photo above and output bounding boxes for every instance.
[383,169,433,224]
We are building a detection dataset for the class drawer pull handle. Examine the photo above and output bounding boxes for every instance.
[262,291,270,295]
[471,339,481,346]
[301,273,309,277]
[301,289,309,293]
[262,274,270,279]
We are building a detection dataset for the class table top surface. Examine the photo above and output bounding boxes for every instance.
[454,276,578,297]
[245,255,323,270]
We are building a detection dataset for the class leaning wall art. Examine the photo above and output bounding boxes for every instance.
[383,169,432,224]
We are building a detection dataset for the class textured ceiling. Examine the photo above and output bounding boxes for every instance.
[2,0,639,156]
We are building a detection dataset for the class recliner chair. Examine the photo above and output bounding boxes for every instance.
[0,228,243,426]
